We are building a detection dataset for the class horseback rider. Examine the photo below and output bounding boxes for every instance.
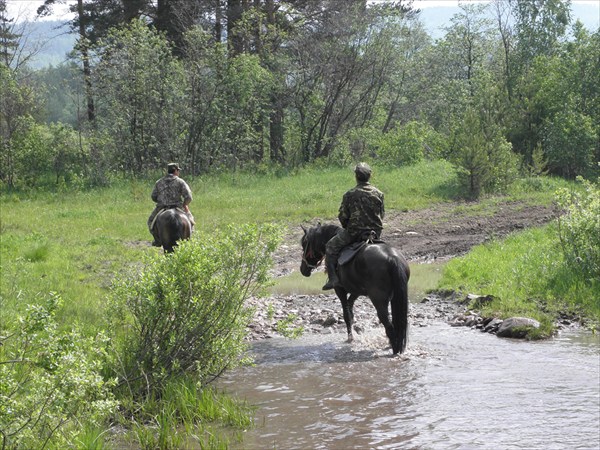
[322,162,385,290]
[148,163,195,247]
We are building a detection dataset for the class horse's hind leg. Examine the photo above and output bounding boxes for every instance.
[374,302,395,348]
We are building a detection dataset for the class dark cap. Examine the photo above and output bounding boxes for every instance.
[354,162,372,176]
[167,163,181,173]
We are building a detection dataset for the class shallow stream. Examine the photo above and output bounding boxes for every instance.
[218,266,600,449]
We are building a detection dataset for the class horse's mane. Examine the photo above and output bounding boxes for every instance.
[319,223,341,235]
[307,223,341,248]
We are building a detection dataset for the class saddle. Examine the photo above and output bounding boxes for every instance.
[338,230,383,266]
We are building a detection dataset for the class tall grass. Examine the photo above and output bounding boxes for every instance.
[118,380,253,450]
[439,224,600,335]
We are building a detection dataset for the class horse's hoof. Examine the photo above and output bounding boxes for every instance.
[347,335,354,343]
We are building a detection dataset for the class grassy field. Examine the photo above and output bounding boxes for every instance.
[439,224,599,335]
[0,160,582,330]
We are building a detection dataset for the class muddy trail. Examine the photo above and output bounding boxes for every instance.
[272,200,558,276]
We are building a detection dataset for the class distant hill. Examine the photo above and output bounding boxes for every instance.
[22,20,76,68]
[21,2,600,69]
[418,2,600,39]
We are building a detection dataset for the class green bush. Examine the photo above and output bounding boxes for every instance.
[377,121,446,166]
[555,175,600,282]
[0,293,118,449]
[108,223,282,399]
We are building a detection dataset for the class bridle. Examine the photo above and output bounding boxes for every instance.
[302,240,324,271]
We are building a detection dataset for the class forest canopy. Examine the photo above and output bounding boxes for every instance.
[1,0,599,194]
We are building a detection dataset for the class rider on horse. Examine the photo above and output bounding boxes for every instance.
[322,162,385,290]
[148,163,195,247]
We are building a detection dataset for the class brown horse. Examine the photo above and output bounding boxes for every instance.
[155,208,192,253]
[300,224,410,354]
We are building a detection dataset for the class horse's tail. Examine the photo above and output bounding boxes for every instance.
[389,256,409,354]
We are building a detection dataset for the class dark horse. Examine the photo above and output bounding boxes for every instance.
[300,224,410,354]
[155,208,192,253]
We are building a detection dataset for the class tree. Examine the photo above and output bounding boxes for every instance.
[288,1,414,161]
[505,0,573,165]
[451,106,519,198]
[512,0,571,70]
[0,65,39,188]
[442,3,493,91]
[0,0,19,68]
[379,17,432,133]
[92,20,185,173]
[491,0,516,98]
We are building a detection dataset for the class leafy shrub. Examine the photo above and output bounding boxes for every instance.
[555,175,600,282]
[376,121,446,166]
[543,108,597,179]
[108,223,282,399]
[0,293,117,449]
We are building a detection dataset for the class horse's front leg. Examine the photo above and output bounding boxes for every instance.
[335,289,356,343]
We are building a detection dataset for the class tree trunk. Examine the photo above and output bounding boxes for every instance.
[269,100,285,163]
[227,0,243,55]
[215,0,222,43]
[77,0,94,123]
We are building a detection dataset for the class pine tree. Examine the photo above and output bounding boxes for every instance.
[0,0,21,68]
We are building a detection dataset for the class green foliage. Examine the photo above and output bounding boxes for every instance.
[108,224,282,399]
[275,313,304,339]
[92,19,185,174]
[12,121,85,188]
[439,224,600,333]
[555,175,600,282]
[543,108,596,178]
[376,121,446,166]
[528,143,549,176]
[0,64,38,188]
[120,378,253,449]
[0,293,118,449]
[450,108,520,198]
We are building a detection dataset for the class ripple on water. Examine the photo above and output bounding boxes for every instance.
[218,324,600,450]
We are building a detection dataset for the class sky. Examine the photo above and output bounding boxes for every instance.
[5,0,600,23]
[5,0,73,21]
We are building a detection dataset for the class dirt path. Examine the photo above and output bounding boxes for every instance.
[272,200,557,276]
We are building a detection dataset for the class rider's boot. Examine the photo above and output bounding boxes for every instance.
[322,257,340,290]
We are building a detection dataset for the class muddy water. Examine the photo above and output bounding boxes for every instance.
[218,269,600,449]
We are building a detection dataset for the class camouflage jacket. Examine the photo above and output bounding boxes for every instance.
[338,182,384,237]
[151,174,192,208]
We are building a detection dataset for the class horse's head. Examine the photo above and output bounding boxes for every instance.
[300,225,325,277]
